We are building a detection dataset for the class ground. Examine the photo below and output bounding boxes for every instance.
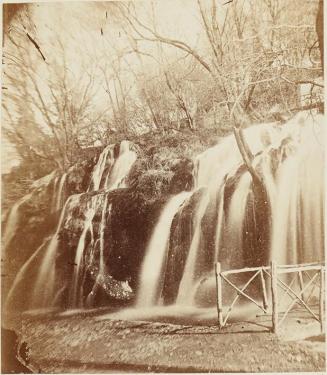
[6,308,325,373]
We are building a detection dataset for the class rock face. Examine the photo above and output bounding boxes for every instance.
[169,158,194,194]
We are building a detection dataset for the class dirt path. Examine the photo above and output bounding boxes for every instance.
[14,310,325,373]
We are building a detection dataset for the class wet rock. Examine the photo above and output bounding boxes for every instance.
[169,158,194,194]
[162,188,206,304]
[86,264,134,301]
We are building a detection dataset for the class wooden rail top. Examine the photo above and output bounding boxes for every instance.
[220,262,325,275]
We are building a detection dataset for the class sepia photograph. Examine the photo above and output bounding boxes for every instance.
[1,0,325,373]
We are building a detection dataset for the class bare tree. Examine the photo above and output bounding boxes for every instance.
[115,0,323,170]
[163,69,197,131]
[3,8,108,170]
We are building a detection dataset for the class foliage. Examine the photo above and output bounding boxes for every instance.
[126,125,228,201]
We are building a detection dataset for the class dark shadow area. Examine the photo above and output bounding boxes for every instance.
[1,327,32,373]
[305,334,325,342]
[37,358,242,373]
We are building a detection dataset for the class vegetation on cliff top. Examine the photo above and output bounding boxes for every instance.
[2,0,324,210]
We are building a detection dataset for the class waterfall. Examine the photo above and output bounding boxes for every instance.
[5,112,324,318]
[137,192,191,307]
[85,200,111,307]
[55,173,67,211]
[2,193,32,250]
[99,201,110,275]
[172,131,254,305]
[225,172,252,263]
[33,194,82,308]
[69,194,104,307]
[51,176,59,213]
[5,240,50,313]
[88,145,115,191]
[175,190,210,305]
[88,140,137,192]
[137,112,324,310]
[50,173,67,213]
[270,116,324,265]
[213,184,225,263]
[32,141,137,309]
[68,140,137,307]
[104,141,137,190]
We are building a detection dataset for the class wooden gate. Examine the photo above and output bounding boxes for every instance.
[215,261,325,333]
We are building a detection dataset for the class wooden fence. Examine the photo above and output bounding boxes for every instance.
[215,261,325,333]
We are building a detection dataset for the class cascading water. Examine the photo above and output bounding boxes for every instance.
[4,113,324,322]
[88,140,137,192]
[85,200,112,307]
[225,172,252,263]
[270,117,324,265]
[30,140,137,310]
[175,190,210,305]
[55,173,67,211]
[104,140,137,190]
[213,184,225,263]
[50,173,67,213]
[136,112,324,312]
[51,176,59,213]
[137,192,191,307]
[69,194,104,307]
[2,193,32,250]
[88,145,115,191]
[33,194,82,308]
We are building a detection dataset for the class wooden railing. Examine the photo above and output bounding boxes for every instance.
[215,261,325,333]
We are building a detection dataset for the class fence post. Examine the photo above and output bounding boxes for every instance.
[298,271,304,300]
[260,268,268,311]
[215,262,223,329]
[319,266,325,333]
[271,261,278,334]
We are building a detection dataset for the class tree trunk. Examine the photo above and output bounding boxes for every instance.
[316,0,324,71]
[233,125,271,265]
